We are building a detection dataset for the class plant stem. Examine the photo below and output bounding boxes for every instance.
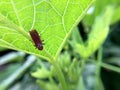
[76,58,86,90]
[87,59,120,74]
[101,63,120,73]
[94,47,103,90]
[96,47,102,76]
[44,50,67,90]
[52,61,68,90]
[79,59,86,75]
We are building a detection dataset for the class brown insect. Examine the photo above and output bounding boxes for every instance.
[29,29,43,50]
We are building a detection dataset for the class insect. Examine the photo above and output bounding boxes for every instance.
[29,29,43,50]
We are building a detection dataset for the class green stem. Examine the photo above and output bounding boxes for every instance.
[94,47,103,90]
[76,58,86,90]
[96,47,102,76]
[79,59,86,75]
[52,61,68,90]
[101,63,120,73]
[44,50,67,90]
[87,59,120,74]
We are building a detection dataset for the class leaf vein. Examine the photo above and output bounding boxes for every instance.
[10,0,22,26]
[30,0,36,30]
[62,0,70,34]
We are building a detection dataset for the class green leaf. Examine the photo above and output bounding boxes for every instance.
[83,0,120,26]
[76,6,114,58]
[37,80,58,90]
[0,0,95,61]
[94,77,105,90]
[111,6,120,24]
[31,68,51,79]
[76,76,86,90]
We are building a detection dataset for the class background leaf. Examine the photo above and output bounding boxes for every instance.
[83,0,120,27]
[0,0,95,60]
[76,6,114,58]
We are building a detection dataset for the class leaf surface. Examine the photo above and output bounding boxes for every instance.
[0,0,94,60]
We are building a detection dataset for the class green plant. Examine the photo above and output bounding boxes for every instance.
[0,0,120,90]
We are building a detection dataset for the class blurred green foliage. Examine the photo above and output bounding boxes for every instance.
[0,0,120,90]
